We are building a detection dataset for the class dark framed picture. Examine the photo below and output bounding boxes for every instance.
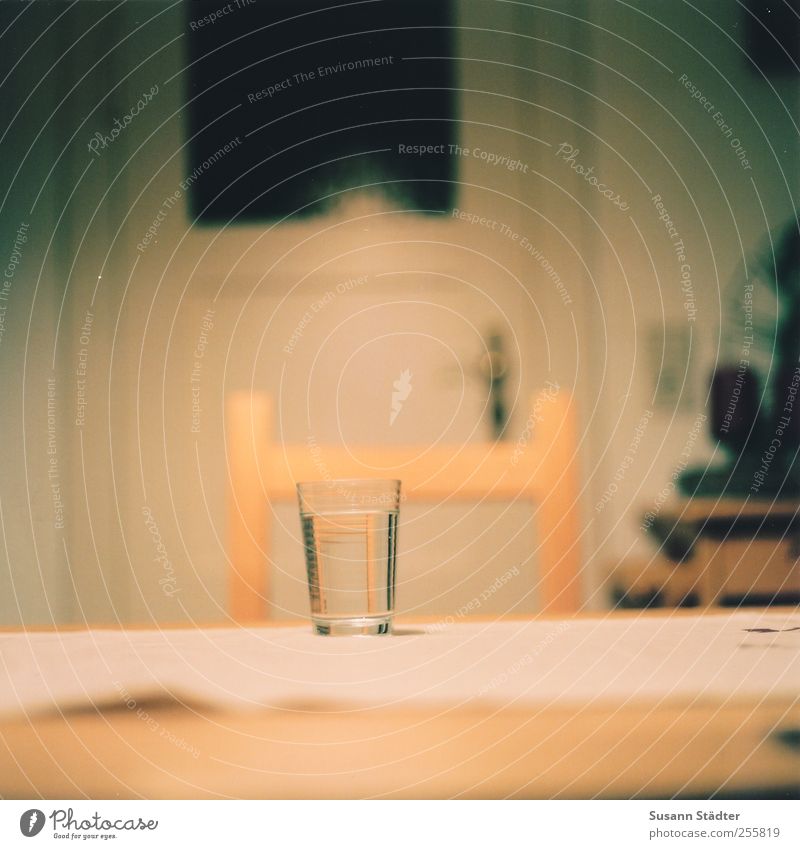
[745,0,800,75]
[186,0,456,221]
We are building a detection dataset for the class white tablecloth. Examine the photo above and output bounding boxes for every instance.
[1,611,798,718]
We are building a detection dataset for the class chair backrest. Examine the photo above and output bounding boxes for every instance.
[227,388,581,620]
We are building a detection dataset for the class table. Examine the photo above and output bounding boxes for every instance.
[1,611,798,799]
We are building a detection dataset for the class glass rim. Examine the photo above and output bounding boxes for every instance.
[296,478,401,490]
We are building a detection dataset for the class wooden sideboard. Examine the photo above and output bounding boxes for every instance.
[640,499,800,607]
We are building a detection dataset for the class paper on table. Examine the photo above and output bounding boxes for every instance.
[0,611,798,719]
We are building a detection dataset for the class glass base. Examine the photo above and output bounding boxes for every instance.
[312,616,392,636]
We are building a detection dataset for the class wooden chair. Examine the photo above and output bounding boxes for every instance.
[227,389,582,620]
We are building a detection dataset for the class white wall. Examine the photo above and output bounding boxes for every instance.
[582,0,799,598]
[106,0,594,622]
[0,5,95,624]
[0,0,797,625]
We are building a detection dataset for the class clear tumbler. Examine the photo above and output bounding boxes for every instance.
[297,479,401,635]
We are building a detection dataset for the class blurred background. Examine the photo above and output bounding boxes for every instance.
[0,0,798,626]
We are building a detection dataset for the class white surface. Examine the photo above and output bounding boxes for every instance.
[1,611,798,719]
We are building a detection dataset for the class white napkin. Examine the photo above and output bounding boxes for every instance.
[1,610,798,719]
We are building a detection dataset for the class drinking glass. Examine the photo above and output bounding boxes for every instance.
[297,479,400,635]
